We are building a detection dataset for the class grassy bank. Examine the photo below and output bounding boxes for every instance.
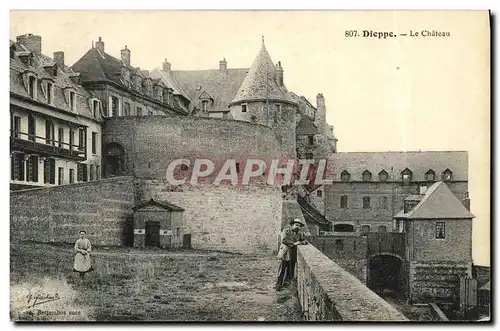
[11,243,302,322]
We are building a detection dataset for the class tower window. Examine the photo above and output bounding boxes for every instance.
[362,170,372,182]
[124,102,130,116]
[442,169,452,181]
[363,196,371,209]
[435,222,445,239]
[378,170,388,182]
[335,239,344,251]
[340,170,350,182]
[340,195,348,208]
[401,168,412,184]
[241,104,247,113]
[308,135,314,145]
[425,169,435,182]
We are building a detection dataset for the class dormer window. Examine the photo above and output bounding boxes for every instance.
[362,170,372,182]
[401,168,412,184]
[46,82,53,105]
[201,100,208,112]
[425,169,435,182]
[241,104,247,113]
[340,170,350,182]
[69,91,76,111]
[28,75,36,99]
[378,170,388,182]
[92,99,100,118]
[442,169,453,181]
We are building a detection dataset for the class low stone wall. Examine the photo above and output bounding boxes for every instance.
[296,244,408,321]
[10,176,135,246]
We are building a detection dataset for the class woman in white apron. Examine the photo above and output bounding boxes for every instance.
[73,230,93,279]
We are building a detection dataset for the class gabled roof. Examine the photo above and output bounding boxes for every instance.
[132,198,184,212]
[328,151,468,182]
[172,68,248,112]
[395,181,474,220]
[296,115,319,135]
[230,41,294,105]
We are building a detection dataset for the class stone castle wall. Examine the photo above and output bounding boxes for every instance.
[10,176,135,246]
[135,180,283,254]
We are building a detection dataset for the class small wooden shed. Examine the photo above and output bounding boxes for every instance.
[132,198,185,248]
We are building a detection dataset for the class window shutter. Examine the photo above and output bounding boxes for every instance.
[49,158,56,184]
[83,164,88,182]
[77,163,83,182]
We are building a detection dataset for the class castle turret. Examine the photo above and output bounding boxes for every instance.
[229,37,297,158]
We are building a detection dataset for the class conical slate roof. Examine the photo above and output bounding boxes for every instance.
[231,40,294,105]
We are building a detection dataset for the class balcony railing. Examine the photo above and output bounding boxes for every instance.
[10,130,86,161]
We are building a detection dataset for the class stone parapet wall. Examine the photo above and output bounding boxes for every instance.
[296,244,408,321]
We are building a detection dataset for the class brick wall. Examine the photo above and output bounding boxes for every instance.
[296,245,408,321]
[10,176,134,246]
[310,235,368,283]
[136,179,282,254]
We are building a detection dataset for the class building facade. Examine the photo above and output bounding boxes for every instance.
[10,34,102,190]
[395,181,474,303]
[325,151,469,233]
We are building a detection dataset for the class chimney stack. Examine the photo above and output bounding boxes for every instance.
[276,61,284,86]
[120,45,131,66]
[315,93,326,133]
[53,51,64,68]
[16,34,42,54]
[95,37,105,53]
[219,57,227,73]
[163,58,171,73]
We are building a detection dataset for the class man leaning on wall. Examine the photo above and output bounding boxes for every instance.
[275,218,308,291]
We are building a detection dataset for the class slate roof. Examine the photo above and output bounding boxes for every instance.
[10,41,97,121]
[394,181,474,220]
[72,47,156,86]
[172,68,248,112]
[296,115,319,135]
[230,42,294,105]
[150,68,191,102]
[328,151,468,182]
[133,198,184,212]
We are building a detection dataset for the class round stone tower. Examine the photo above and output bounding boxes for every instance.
[229,38,297,159]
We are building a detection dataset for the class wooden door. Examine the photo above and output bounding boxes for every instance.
[145,221,160,247]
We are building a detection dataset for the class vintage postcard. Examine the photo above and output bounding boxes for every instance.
[9,10,490,322]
